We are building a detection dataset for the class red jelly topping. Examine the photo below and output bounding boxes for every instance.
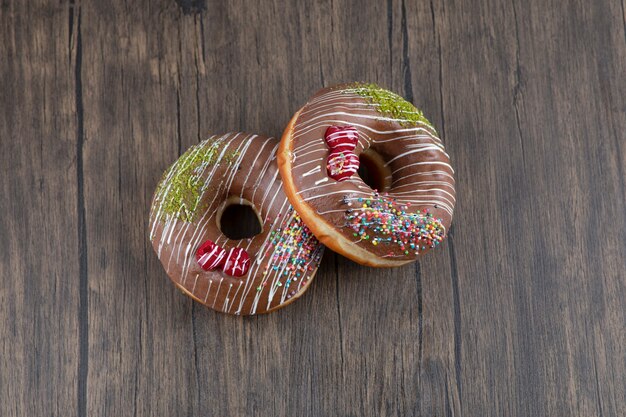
[324,125,359,153]
[327,150,360,182]
[196,240,227,271]
[222,247,251,277]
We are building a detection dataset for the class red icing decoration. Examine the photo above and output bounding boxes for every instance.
[222,247,251,277]
[196,240,227,270]
[327,150,360,182]
[324,125,359,153]
[324,125,360,181]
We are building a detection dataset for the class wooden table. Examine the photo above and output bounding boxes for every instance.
[2,0,625,416]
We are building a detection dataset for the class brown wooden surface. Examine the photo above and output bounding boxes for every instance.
[1,0,625,416]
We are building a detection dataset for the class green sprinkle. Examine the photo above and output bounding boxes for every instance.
[153,138,239,222]
[346,82,435,130]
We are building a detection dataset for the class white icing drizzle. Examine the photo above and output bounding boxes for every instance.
[302,166,322,177]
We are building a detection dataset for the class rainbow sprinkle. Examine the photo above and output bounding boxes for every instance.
[344,193,446,256]
[257,209,323,296]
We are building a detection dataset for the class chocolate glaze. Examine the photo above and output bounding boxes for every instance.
[149,133,324,315]
[280,84,456,265]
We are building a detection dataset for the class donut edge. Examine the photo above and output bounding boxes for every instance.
[169,270,317,316]
[278,109,411,268]
[151,133,323,315]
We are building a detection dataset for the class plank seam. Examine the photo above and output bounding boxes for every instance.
[622,0,626,46]
[447,229,462,410]
[593,354,605,417]
[415,262,423,367]
[72,4,88,417]
[400,0,413,103]
[511,0,527,170]
[334,254,345,378]
[387,0,393,71]
[191,303,201,413]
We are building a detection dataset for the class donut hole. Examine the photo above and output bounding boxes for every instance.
[358,149,392,193]
[217,197,263,240]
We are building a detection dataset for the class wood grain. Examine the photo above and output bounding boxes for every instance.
[1,0,625,416]
[0,2,81,416]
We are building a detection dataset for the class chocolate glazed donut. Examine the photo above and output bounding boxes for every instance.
[150,133,324,315]
[278,83,455,267]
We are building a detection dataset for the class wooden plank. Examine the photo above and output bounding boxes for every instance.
[432,0,626,415]
[170,2,345,415]
[0,1,81,416]
[319,1,459,416]
[77,1,200,415]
